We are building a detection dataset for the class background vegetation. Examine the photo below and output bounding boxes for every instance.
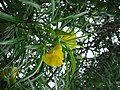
[0,0,120,90]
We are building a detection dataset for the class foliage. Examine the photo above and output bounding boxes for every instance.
[0,0,120,90]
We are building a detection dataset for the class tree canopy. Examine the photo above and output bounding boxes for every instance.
[0,0,120,90]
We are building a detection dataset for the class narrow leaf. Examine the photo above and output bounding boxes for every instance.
[52,11,88,23]
[68,51,76,75]
[0,12,24,23]
[20,0,40,10]
[65,58,69,90]
[51,0,55,20]
[66,48,76,75]
[0,37,23,45]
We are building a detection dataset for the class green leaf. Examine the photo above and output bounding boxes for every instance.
[68,50,76,76]
[25,45,40,49]
[28,79,35,90]
[51,0,55,20]
[66,0,75,5]
[0,37,23,45]
[55,30,71,36]
[65,58,69,90]
[65,47,76,76]
[49,28,56,38]
[0,12,24,23]
[20,0,40,10]
[52,11,88,23]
